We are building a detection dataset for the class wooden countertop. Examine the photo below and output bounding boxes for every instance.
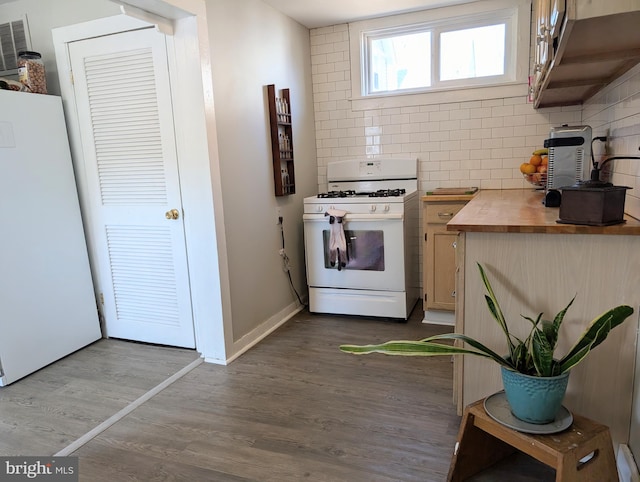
[447,189,640,234]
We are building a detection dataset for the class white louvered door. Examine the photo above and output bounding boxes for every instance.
[68,27,195,348]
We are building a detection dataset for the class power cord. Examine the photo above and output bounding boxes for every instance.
[279,217,307,307]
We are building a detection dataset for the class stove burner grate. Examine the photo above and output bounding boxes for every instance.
[316,188,407,199]
[368,188,406,197]
[317,190,356,198]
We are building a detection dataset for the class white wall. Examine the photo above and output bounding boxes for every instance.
[206,0,317,343]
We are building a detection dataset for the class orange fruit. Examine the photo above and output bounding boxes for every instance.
[521,163,536,174]
[529,154,543,166]
[541,155,548,166]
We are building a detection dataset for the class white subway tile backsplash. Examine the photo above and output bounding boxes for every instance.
[481,138,503,149]
[450,109,471,120]
[491,105,514,117]
[450,170,471,180]
[504,96,527,105]
[469,107,492,119]
[460,119,482,130]
[449,150,470,161]
[327,71,345,83]
[481,117,504,129]
[493,126,513,138]
[430,131,451,142]
[481,99,504,108]
[439,103,461,111]
[450,129,471,140]
[430,151,451,161]
[513,103,535,115]
[469,128,492,139]
[490,148,513,159]
[439,120,462,131]
[503,136,526,148]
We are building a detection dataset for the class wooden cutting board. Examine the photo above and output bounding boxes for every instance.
[426,187,478,195]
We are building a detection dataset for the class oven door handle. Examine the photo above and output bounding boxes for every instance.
[303,214,403,222]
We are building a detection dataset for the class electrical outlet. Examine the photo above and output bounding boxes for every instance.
[275,207,282,225]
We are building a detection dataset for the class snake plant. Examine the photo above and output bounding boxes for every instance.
[340,263,634,377]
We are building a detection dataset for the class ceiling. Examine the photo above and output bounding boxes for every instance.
[0,0,470,28]
[261,0,472,29]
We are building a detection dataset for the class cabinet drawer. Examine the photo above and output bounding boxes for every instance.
[425,203,465,224]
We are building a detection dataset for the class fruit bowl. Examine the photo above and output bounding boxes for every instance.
[523,172,547,188]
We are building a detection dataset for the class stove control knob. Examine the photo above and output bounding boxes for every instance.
[370,205,377,212]
[384,204,390,212]
[316,205,323,213]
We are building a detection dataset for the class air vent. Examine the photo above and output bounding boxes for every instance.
[0,16,30,76]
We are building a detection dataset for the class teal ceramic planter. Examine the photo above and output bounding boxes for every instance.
[500,366,570,424]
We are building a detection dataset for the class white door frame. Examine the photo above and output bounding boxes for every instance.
[52,0,233,363]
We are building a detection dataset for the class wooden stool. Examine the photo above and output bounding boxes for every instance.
[447,399,618,482]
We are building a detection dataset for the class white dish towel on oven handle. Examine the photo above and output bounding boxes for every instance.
[326,208,347,270]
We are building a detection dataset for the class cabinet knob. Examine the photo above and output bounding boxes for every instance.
[452,241,457,249]
[165,208,180,220]
[451,290,456,298]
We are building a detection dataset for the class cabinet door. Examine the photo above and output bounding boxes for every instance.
[423,201,466,312]
[534,0,552,94]
[431,230,458,310]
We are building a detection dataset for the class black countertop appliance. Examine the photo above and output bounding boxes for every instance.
[557,156,639,226]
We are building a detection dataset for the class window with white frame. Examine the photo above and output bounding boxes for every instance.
[349,0,531,107]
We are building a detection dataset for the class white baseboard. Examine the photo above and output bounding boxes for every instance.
[422,310,455,326]
[618,444,640,482]
[214,300,305,365]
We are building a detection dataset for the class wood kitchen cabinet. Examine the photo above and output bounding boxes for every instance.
[533,0,640,108]
[267,84,295,196]
[421,194,474,323]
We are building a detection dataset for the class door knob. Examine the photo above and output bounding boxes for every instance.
[165,208,180,220]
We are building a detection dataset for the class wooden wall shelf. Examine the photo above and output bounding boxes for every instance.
[267,84,296,196]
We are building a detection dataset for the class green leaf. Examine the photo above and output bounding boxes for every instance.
[558,319,610,373]
[531,329,553,377]
[549,296,575,350]
[340,335,514,370]
[541,320,556,347]
[477,263,515,356]
[420,333,515,369]
[558,305,634,373]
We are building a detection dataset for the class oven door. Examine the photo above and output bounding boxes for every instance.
[303,213,405,291]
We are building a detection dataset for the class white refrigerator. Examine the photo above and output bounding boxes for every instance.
[0,89,101,386]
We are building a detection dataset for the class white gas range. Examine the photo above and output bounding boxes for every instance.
[303,158,419,320]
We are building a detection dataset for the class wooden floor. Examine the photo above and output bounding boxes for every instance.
[0,338,199,456]
[0,307,556,481]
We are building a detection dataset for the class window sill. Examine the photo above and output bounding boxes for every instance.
[349,82,529,111]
